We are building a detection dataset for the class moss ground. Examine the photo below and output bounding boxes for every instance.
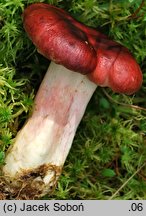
[0,0,146,199]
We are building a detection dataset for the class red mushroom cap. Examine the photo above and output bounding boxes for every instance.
[22,3,143,94]
[22,3,97,74]
[88,46,143,95]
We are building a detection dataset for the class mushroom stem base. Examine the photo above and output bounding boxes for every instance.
[0,164,61,200]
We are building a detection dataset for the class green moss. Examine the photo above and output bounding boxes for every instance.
[0,0,146,199]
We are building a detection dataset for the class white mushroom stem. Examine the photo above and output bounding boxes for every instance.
[2,62,96,199]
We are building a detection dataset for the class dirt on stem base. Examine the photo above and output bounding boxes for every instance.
[0,164,62,200]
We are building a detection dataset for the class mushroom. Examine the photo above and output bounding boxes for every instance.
[1,3,142,199]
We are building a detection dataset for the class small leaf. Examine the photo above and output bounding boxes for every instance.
[99,98,110,109]
[102,168,116,177]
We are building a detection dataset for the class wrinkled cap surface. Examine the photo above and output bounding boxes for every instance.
[22,3,97,74]
[23,3,143,94]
